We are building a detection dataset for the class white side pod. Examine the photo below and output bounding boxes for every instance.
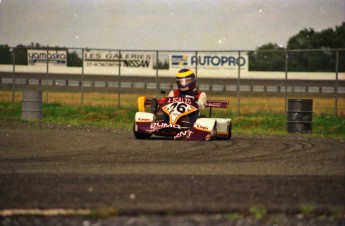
[214,118,232,134]
[194,118,216,135]
[135,112,156,122]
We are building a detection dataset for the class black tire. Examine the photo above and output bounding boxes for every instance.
[133,123,152,139]
[227,122,232,139]
[211,121,217,141]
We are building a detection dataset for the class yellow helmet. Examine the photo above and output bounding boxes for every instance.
[176,68,196,92]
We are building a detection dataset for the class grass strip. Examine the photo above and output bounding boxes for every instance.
[0,102,344,138]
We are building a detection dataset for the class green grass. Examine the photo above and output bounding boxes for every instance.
[0,102,135,129]
[231,112,345,137]
[248,206,267,219]
[224,213,243,221]
[299,203,316,217]
[0,102,344,138]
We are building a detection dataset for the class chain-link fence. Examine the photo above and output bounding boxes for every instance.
[0,47,344,116]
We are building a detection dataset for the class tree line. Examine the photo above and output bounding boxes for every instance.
[0,23,344,71]
[248,22,345,72]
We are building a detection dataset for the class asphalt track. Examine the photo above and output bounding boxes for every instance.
[0,125,344,224]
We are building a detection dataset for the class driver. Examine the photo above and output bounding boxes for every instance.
[163,68,207,125]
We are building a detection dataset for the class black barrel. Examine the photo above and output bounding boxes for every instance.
[21,90,43,121]
[287,99,313,133]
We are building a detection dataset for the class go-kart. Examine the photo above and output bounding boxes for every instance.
[133,92,232,141]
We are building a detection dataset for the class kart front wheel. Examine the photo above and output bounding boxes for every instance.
[133,124,152,139]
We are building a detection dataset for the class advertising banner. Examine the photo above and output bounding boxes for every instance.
[83,50,152,69]
[27,49,67,66]
[170,53,248,72]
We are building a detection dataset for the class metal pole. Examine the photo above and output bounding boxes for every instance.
[45,49,49,103]
[195,51,198,78]
[335,50,339,117]
[118,50,121,110]
[284,51,288,113]
[156,51,159,98]
[81,49,85,105]
[12,47,16,102]
[237,51,241,115]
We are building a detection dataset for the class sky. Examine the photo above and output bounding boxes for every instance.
[0,0,344,51]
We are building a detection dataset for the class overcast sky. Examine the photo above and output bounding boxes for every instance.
[0,0,344,51]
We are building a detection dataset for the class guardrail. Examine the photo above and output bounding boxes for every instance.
[1,73,344,96]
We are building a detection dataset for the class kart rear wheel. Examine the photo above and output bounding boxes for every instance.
[227,122,232,139]
[133,124,152,139]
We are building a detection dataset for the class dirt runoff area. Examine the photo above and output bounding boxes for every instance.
[0,122,344,226]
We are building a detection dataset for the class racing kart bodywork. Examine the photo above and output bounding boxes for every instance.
[133,93,232,141]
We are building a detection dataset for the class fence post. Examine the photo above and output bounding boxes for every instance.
[335,49,339,117]
[284,51,289,113]
[156,50,159,98]
[118,50,121,110]
[45,49,49,103]
[12,47,16,102]
[195,51,198,78]
[81,48,85,105]
[237,51,241,115]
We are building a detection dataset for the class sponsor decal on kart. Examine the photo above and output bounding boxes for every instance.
[194,124,210,132]
[136,117,153,122]
[165,97,193,105]
[205,134,211,141]
[174,130,193,140]
[162,100,198,124]
[205,102,222,108]
[150,122,180,130]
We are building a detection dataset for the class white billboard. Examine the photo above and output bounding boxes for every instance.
[27,49,67,66]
